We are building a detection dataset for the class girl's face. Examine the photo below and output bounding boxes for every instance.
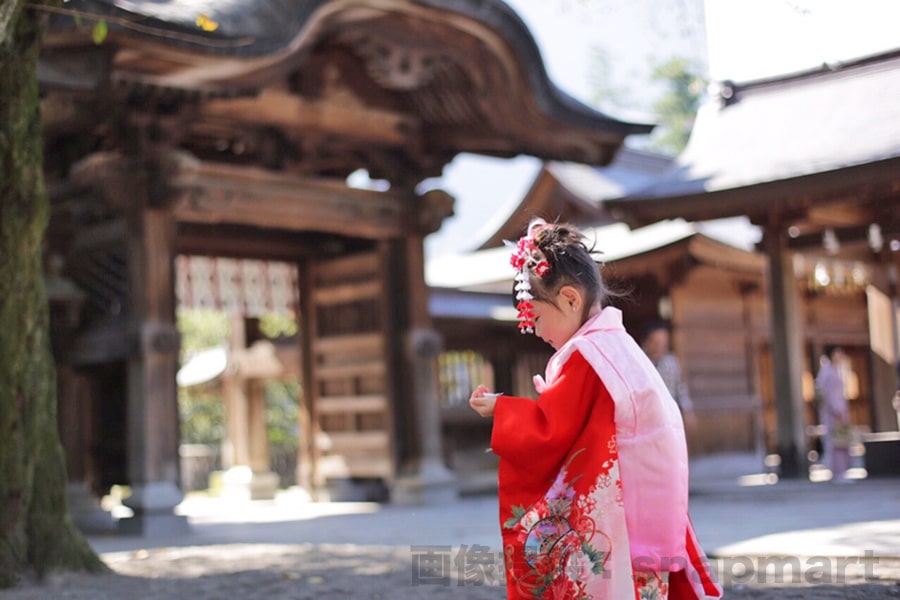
[532,293,583,350]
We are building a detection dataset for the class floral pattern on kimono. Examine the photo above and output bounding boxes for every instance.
[636,572,670,599]
[502,449,621,599]
[492,335,721,599]
[493,352,638,599]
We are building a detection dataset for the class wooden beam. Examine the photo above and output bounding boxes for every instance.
[202,89,420,147]
[317,395,386,415]
[315,360,385,381]
[806,203,873,228]
[688,236,766,274]
[171,161,409,239]
[609,157,900,227]
[313,281,382,305]
[175,223,343,260]
[787,221,900,252]
[314,332,383,355]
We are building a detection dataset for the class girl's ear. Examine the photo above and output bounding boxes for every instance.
[558,285,582,312]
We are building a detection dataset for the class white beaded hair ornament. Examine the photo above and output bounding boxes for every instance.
[505,218,550,334]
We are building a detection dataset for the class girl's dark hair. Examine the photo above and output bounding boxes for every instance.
[518,221,615,320]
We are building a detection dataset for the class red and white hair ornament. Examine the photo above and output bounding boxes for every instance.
[506,219,550,334]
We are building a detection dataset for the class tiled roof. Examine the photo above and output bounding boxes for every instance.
[611,49,900,204]
[427,218,759,292]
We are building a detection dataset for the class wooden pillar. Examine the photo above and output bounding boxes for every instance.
[392,189,457,503]
[222,315,250,468]
[47,272,115,531]
[296,258,317,493]
[867,259,900,432]
[58,366,116,532]
[763,224,808,478]
[219,317,280,499]
[890,262,900,431]
[121,196,188,534]
[247,380,270,473]
[244,375,279,499]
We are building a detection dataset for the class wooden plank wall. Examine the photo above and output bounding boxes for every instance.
[675,264,874,456]
[672,265,766,455]
[309,251,394,483]
[804,291,873,432]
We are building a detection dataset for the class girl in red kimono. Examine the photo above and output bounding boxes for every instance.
[469,219,723,600]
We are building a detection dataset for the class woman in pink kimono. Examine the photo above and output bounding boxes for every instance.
[470,220,722,599]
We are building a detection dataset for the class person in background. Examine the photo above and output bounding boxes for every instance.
[641,321,697,427]
[469,219,721,599]
[815,345,853,482]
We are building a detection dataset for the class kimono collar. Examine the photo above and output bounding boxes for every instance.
[535,307,624,392]
[573,306,624,338]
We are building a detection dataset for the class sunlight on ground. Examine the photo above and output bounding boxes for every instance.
[711,518,900,564]
[808,464,869,483]
[737,473,780,487]
[99,485,382,525]
[174,488,382,524]
[736,453,870,486]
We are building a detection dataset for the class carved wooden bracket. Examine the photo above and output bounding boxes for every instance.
[69,150,197,212]
[347,33,452,91]
[416,188,455,235]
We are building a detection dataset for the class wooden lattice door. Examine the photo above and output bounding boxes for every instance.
[306,249,395,488]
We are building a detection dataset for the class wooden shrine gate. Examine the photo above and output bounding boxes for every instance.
[38,0,650,527]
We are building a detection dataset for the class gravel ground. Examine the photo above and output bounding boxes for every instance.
[3,543,899,599]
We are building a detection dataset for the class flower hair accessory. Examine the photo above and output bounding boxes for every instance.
[505,219,550,334]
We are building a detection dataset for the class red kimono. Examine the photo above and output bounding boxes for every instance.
[491,308,722,599]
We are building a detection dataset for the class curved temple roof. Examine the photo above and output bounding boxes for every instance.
[604,50,900,242]
[41,0,653,180]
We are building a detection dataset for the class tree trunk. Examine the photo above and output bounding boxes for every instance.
[0,2,106,587]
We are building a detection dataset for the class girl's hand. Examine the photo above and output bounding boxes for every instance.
[469,384,499,417]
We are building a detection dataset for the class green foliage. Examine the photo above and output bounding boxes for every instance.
[648,57,706,155]
[587,47,632,111]
[265,380,300,448]
[177,308,229,362]
[176,309,301,448]
[177,309,228,444]
[179,385,225,444]
[258,311,298,339]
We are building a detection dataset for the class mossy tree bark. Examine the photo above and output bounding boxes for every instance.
[0,1,107,588]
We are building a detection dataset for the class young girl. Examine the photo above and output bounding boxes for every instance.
[469,219,722,599]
